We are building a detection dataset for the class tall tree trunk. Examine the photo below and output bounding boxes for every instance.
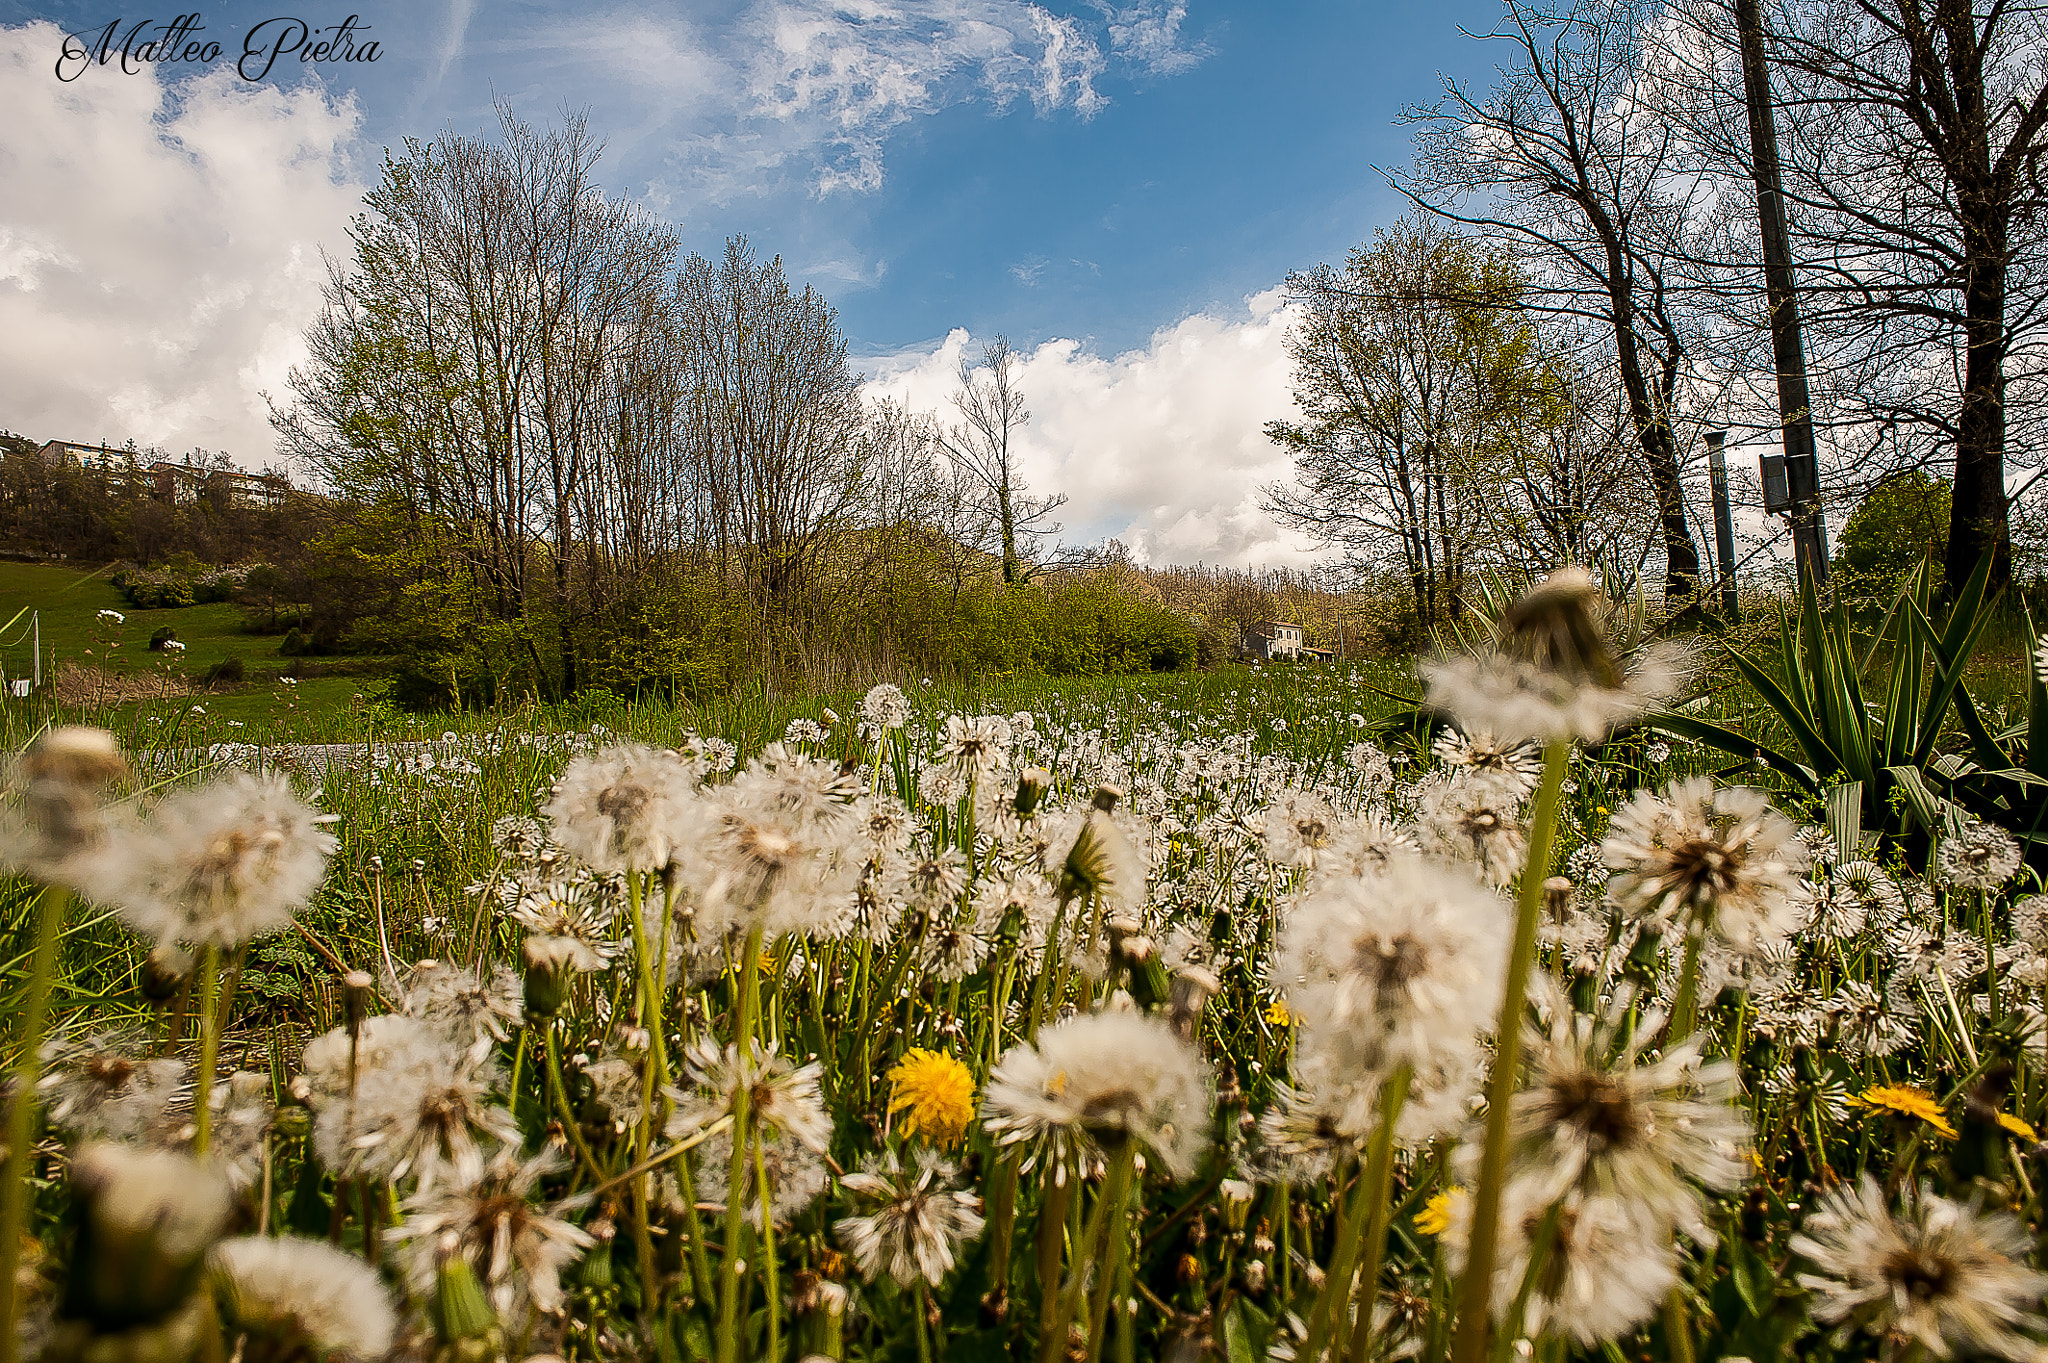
[1947,201,2012,591]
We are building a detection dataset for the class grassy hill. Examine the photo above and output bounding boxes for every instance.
[0,560,372,743]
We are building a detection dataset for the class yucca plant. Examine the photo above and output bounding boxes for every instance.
[1644,553,2048,861]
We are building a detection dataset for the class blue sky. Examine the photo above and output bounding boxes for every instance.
[0,0,1512,563]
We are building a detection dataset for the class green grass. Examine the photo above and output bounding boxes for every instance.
[0,561,374,742]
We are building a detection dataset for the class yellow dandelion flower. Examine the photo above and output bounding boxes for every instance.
[1265,999,1292,1026]
[886,1048,977,1147]
[1850,1083,1958,1138]
[1415,1187,1458,1236]
[1999,1112,2038,1142]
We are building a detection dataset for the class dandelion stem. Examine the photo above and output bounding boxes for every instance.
[754,1131,781,1363]
[1035,1173,1075,1349]
[1668,927,1704,1043]
[1448,737,1568,1363]
[714,924,765,1363]
[1341,1065,1414,1363]
[193,942,221,1156]
[1048,1151,1121,1363]
[0,883,68,1363]
[1083,1140,1138,1363]
[1299,1158,1368,1363]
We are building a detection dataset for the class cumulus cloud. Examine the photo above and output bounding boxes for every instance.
[863,288,1323,569]
[647,0,1202,205]
[0,21,364,465]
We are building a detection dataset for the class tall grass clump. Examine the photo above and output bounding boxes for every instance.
[2,568,2048,1362]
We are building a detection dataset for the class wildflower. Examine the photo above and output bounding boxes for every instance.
[37,1028,174,1138]
[692,1125,831,1229]
[1602,777,1808,953]
[853,793,916,856]
[1850,1084,1957,1138]
[1415,772,1528,885]
[510,878,620,973]
[902,845,969,909]
[1415,1188,1455,1236]
[2037,631,2048,686]
[1317,809,1418,880]
[835,1148,986,1287]
[335,1027,519,1191]
[917,763,965,806]
[920,918,991,981]
[1933,818,2023,891]
[862,683,911,732]
[1445,1182,1680,1346]
[983,1007,1211,1180]
[668,1039,833,1154]
[1793,1176,2048,1359]
[491,816,550,861]
[1260,789,1338,870]
[97,609,125,624]
[1256,1082,1364,1184]
[1344,741,1395,794]
[1276,854,1510,1086]
[66,1143,232,1326]
[391,1147,593,1322]
[393,960,524,1046]
[1423,568,1691,743]
[544,743,700,874]
[0,726,129,885]
[679,758,860,939]
[112,772,337,950]
[1432,728,1540,798]
[1826,983,1917,1059]
[1264,999,1292,1026]
[1043,790,1147,907]
[783,718,827,745]
[211,1235,397,1361]
[938,713,1011,778]
[1497,1007,1749,1242]
[888,1049,977,1147]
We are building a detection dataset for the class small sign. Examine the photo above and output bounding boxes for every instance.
[1760,453,1791,513]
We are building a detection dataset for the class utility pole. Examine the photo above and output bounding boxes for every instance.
[1706,430,1740,620]
[1734,0,1827,589]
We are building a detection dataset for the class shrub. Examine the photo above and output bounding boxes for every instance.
[201,656,245,688]
[146,627,177,652]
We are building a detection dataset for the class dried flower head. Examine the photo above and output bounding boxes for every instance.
[1497,1007,1749,1242]
[211,1235,397,1361]
[112,772,337,949]
[391,1147,594,1323]
[1793,1177,2048,1360]
[983,1007,1210,1180]
[1602,777,1808,953]
[1933,818,2023,892]
[836,1147,986,1287]
[544,743,701,874]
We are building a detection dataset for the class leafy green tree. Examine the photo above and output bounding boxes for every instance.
[1831,470,1951,603]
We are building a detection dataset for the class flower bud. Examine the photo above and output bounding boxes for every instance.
[521,936,578,1018]
[1013,767,1052,818]
[140,942,194,1003]
[65,1144,230,1329]
[430,1240,498,1342]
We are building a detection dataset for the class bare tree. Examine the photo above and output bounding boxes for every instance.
[941,336,1066,584]
[1263,218,1568,628]
[1395,0,1709,604]
[1724,0,2048,588]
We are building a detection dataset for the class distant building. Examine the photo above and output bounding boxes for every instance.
[32,439,289,510]
[1243,620,1305,661]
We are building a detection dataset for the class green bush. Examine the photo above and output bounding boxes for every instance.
[1833,469,1950,603]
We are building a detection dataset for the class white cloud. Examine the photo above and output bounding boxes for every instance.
[863,286,1322,569]
[0,21,365,467]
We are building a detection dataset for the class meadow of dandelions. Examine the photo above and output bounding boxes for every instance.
[7,567,2048,1362]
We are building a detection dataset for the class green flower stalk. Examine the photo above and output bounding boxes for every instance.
[0,884,71,1363]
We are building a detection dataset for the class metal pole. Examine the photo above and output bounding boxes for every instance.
[1706,431,1740,620]
[1735,0,1828,589]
